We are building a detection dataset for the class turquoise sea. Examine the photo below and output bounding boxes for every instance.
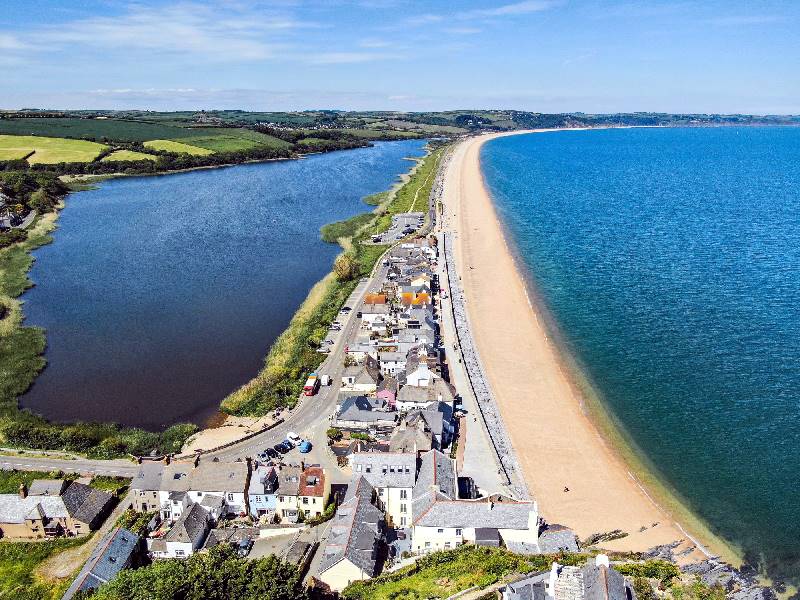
[481,127,800,582]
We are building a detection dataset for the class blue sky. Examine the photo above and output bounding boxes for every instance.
[2,0,799,113]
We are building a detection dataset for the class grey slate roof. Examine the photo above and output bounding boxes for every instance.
[203,527,258,550]
[414,497,536,529]
[581,562,629,600]
[337,396,395,424]
[132,460,248,494]
[277,465,303,497]
[319,476,384,577]
[397,378,455,406]
[538,524,579,553]
[0,494,68,523]
[62,527,139,599]
[503,573,549,600]
[28,479,66,496]
[164,502,210,545]
[351,452,417,488]
[62,482,114,526]
[413,450,457,499]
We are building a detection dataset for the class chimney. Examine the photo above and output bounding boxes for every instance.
[547,562,560,598]
[595,554,610,568]
[487,499,494,511]
[18,483,27,499]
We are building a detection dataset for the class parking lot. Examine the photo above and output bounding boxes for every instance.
[369,211,424,244]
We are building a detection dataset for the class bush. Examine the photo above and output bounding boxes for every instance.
[0,229,27,249]
[326,427,343,442]
[616,560,681,584]
[333,253,358,281]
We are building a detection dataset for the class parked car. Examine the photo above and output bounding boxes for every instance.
[265,447,279,458]
[299,440,312,453]
[341,306,352,312]
[274,442,290,454]
[237,538,254,557]
[287,432,302,445]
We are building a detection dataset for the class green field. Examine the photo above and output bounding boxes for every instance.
[0,135,107,164]
[100,149,157,162]
[0,117,223,143]
[0,537,88,599]
[172,130,292,153]
[143,139,214,155]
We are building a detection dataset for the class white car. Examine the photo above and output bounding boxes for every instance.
[287,432,302,445]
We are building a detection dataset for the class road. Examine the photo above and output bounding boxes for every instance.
[0,454,138,477]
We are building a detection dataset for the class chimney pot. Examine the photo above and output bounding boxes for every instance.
[19,483,27,499]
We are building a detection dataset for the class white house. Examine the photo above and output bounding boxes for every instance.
[350,452,416,528]
[131,459,249,522]
[378,351,406,377]
[341,356,381,393]
[409,450,540,555]
[148,502,211,559]
[248,465,278,519]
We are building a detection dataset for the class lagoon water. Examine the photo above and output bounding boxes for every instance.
[22,139,426,429]
[481,127,800,581]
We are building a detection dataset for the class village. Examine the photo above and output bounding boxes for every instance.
[0,162,645,600]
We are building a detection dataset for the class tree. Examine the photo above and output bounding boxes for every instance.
[333,253,358,281]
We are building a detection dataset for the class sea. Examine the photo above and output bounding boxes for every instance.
[481,127,800,583]
[21,139,427,429]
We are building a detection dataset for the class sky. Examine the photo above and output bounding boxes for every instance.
[2,0,799,114]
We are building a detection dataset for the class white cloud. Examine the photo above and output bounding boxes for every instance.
[24,2,312,62]
[403,13,444,26]
[464,0,561,18]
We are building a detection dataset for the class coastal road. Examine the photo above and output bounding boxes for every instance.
[0,454,139,477]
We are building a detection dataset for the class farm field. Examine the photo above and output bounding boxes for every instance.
[143,139,213,155]
[101,149,157,162]
[0,117,219,142]
[0,134,107,164]
[172,130,292,152]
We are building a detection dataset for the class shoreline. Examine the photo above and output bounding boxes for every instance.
[442,130,741,566]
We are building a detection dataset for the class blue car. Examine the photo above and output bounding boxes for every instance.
[299,440,312,453]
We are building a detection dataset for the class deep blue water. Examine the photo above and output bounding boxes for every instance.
[481,127,800,581]
[22,140,426,429]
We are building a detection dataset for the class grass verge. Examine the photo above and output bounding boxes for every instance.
[0,537,89,600]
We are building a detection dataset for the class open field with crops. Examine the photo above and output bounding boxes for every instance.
[143,139,213,155]
[172,130,292,152]
[101,149,157,162]
[0,135,106,164]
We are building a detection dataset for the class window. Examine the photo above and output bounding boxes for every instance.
[400,517,406,526]
[456,529,462,536]
[400,504,407,513]
[437,528,444,534]
[227,493,234,501]
[445,542,451,548]
[313,498,317,503]
[378,488,384,496]
[356,464,362,472]
[425,542,431,548]
[365,465,372,473]
[175,550,185,557]
[400,489,408,499]
[255,496,262,502]
[303,497,309,504]
[279,496,284,502]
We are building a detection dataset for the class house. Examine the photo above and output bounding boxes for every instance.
[131,458,249,522]
[503,555,630,600]
[396,329,435,355]
[62,527,140,599]
[299,465,330,519]
[346,340,379,363]
[376,377,398,409]
[149,502,212,559]
[395,377,455,411]
[409,451,540,555]
[378,351,406,376]
[0,480,114,540]
[360,302,392,329]
[399,284,432,306]
[404,361,433,387]
[363,293,387,305]
[248,465,278,519]
[317,476,385,592]
[334,395,397,432]
[276,465,303,523]
[392,402,453,451]
[341,355,381,393]
[351,452,416,528]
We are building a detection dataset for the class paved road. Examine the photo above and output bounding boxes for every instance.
[0,455,139,477]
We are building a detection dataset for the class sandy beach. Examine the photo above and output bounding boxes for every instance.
[440,131,730,562]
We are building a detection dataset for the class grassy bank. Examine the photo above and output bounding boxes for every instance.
[221,145,444,416]
[0,536,89,600]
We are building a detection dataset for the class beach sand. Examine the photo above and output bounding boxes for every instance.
[441,131,726,562]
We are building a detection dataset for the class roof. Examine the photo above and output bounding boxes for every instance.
[337,396,395,424]
[504,573,549,600]
[63,527,139,599]
[277,465,303,497]
[0,494,69,524]
[28,479,66,496]
[203,527,258,550]
[363,293,387,304]
[413,450,457,500]
[319,476,384,577]
[398,378,455,405]
[414,497,536,529]
[164,502,210,544]
[538,524,579,553]
[132,460,248,494]
[62,482,114,525]
[361,303,391,315]
[580,562,629,600]
[379,351,406,363]
[300,466,326,497]
[351,452,417,488]
[389,421,433,453]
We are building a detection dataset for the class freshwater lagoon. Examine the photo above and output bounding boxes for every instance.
[21,139,426,429]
